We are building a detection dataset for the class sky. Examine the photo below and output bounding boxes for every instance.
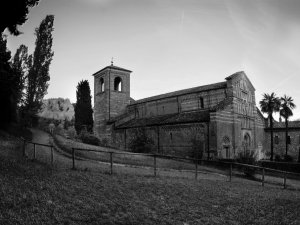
[5,0,300,120]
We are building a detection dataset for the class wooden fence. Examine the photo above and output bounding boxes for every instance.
[21,138,300,190]
[71,147,300,189]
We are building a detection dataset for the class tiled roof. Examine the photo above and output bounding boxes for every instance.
[273,121,300,128]
[115,110,210,129]
[130,82,227,105]
[92,65,132,76]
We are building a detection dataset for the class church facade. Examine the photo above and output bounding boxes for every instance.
[93,64,266,159]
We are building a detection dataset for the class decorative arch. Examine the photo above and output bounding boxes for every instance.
[99,77,104,92]
[114,77,122,91]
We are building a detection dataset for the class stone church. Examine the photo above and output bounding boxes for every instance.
[93,64,266,159]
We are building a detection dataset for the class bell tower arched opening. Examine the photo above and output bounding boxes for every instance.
[114,77,122,91]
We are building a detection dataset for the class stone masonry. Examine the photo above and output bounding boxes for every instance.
[93,64,266,159]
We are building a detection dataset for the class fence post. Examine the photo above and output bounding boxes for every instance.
[22,139,26,157]
[195,159,198,180]
[262,168,265,187]
[229,163,232,182]
[283,172,287,189]
[110,152,113,175]
[72,148,75,170]
[51,146,54,165]
[33,143,36,160]
[153,154,157,177]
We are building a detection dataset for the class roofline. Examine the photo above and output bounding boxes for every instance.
[115,119,210,129]
[92,65,132,76]
[130,81,227,106]
[225,71,256,91]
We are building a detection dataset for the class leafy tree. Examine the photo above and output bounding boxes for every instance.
[11,44,29,107]
[0,35,14,128]
[23,15,54,121]
[280,95,296,157]
[259,93,280,161]
[0,0,39,35]
[75,80,93,134]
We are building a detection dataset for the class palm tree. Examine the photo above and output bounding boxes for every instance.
[280,95,296,157]
[259,93,281,161]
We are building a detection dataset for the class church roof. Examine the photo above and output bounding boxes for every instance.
[115,110,210,129]
[130,82,227,106]
[92,65,132,76]
[273,121,300,128]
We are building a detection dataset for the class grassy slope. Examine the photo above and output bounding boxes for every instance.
[1,134,300,225]
[1,157,300,225]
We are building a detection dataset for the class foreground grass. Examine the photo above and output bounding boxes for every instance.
[1,154,300,225]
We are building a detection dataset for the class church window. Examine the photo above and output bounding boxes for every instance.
[100,77,104,92]
[114,77,122,91]
[200,97,204,108]
[275,136,279,144]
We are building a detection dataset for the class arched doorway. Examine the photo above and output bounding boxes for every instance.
[243,133,251,154]
[222,136,231,158]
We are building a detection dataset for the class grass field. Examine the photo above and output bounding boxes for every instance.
[1,154,300,224]
[1,131,300,224]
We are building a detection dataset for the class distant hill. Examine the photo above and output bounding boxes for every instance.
[38,98,74,121]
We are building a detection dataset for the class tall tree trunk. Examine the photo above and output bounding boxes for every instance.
[285,118,288,157]
[270,114,274,161]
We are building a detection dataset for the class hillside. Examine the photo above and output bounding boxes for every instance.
[38,98,74,121]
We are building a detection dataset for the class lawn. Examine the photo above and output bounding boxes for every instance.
[1,132,300,224]
[1,154,300,224]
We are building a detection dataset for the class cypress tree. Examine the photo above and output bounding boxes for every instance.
[75,80,93,134]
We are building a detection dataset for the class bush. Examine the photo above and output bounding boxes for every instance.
[99,138,109,147]
[79,130,99,146]
[236,151,258,178]
[275,154,281,162]
[283,154,294,162]
[128,128,154,153]
[190,137,204,160]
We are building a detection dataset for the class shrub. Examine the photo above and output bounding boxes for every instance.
[128,128,154,153]
[283,154,294,162]
[236,150,258,178]
[275,154,281,162]
[79,130,99,146]
[99,138,109,147]
[190,136,204,160]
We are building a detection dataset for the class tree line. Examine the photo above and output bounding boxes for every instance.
[0,1,54,129]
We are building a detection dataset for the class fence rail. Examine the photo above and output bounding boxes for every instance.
[71,147,300,189]
[21,138,300,190]
[23,139,54,165]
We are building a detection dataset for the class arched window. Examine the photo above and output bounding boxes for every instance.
[200,97,204,108]
[170,132,173,140]
[100,77,104,92]
[114,77,122,91]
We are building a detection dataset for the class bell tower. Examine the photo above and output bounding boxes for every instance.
[93,62,132,139]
